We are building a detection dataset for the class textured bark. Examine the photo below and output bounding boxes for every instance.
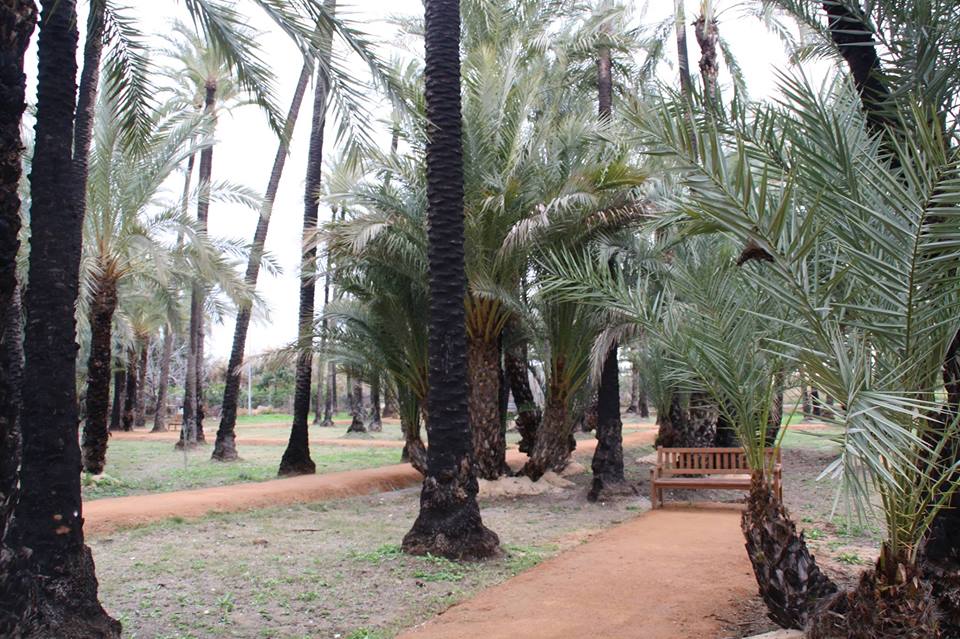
[109,364,125,432]
[468,337,504,479]
[638,386,649,418]
[589,343,624,501]
[368,376,382,432]
[121,349,136,431]
[765,371,784,445]
[656,392,714,447]
[742,476,837,630]
[80,276,118,474]
[399,387,427,474]
[402,0,499,561]
[801,384,812,418]
[215,63,310,462]
[674,0,693,100]
[694,13,719,106]
[346,379,366,433]
[382,383,399,419]
[280,16,335,476]
[0,1,119,634]
[321,360,335,426]
[0,0,34,533]
[520,388,575,481]
[312,356,323,424]
[504,334,539,455]
[133,335,148,427]
[626,361,638,414]
[178,287,200,449]
[152,325,174,432]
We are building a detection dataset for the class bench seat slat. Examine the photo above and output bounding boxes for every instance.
[653,477,751,489]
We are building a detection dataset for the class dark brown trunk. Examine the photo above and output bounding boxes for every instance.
[80,275,117,474]
[801,384,812,418]
[321,359,335,426]
[178,287,200,449]
[121,349,136,431]
[312,356,323,424]
[133,335,148,427]
[152,324,174,432]
[369,376,382,432]
[402,0,499,561]
[656,392,714,447]
[742,476,837,630]
[693,12,719,107]
[468,337,504,479]
[399,386,427,473]
[626,360,638,414]
[214,63,310,461]
[109,363,125,432]
[280,12,336,476]
[589,341,624,501]
[504,331,539,455]
[810,388,822,417]
[638,385,649,418]
[346,378,366,433]
[0,0,35,532]
[520,387,574,481]
[382,382,399,419]
[0,1,119,634]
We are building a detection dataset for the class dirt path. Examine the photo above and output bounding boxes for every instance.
[399,505,756,639]
[84,430,656,536]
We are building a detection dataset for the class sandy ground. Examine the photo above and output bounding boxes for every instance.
[84,430,657,536]
[399,506,756,639]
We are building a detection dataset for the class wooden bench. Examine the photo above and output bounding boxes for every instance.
[649,447,781,509]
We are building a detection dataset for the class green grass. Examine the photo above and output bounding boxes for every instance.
[82,441,402,500]
[235,411,353,425]
[779,427,843,451]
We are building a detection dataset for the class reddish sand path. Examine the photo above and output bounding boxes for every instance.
[84,430,656,536]
[399,506,755,639]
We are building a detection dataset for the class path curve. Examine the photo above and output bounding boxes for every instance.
[84,430,656,536]
[399,506,756,639]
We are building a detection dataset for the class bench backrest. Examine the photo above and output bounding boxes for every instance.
[656,447,780,475]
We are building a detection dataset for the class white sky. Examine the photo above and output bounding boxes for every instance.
[26,0,804,360]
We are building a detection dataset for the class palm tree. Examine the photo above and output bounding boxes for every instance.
[0,0,36,532]
[279,0,338,477]
[0,0,120,635]
[401,0,499,560]
[212,63,311,461]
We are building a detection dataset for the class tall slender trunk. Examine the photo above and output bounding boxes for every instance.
[182,82,216,448]
[382,381,399,419]
[321,360,335,426]
[0,0,36,532]
[504,322,540,455]
[280,11,336,476]
[626,359,638,413]
[369,375,382,432]
[152,324,174,431]
[134,335,148,427]
[402,0,498,561]
[330,362,338,411]
[346,378,366,433]
[109,362,125,432]
[0,1,119,634]
[214,63,310,461]
[121,348,137,432]
[694,7,719,107]
[674,0,693,99]
[312,356,323,424]
[318,195,336,427]
[468,336,504,479]
[80,275,118,474]
[638,385,649,418]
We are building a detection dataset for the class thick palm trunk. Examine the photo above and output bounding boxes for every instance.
[109,363,125,432]
[742,475,837,631]
[520,386,574,481]
[80,276,118,474]
[346,378,366,433]
[656,392,715,447]
[503,332,539,454]
[0,0,35,532]
[133,335,148,427]
[382,382,399,419]
[402,0,499,561]
[215,64,310,461]
[369,376,382,432]
[468,337,504,479]
[0,1,119,634]
[152,325,174,431]
[589,339,625,501]
[121,349,137,431]
[280,14,336,476]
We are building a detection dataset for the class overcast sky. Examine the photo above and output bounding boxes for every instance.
[26,0,804,360]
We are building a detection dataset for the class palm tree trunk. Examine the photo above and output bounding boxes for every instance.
[110,362,125,432]
[504,324,540,455]
[402,0,499,561]
[80,275,118,474]
[312,356,323,424]
[693,6,719,107]
[346,378,366,433]
[121,348,137,431]
[317,199,336,427]
[152,324,174,432]
[134,335,148,427]
[638,385,649,418]
[280,10,336,476]
[214,63,310,461]
[625,360,638,414]
[369,375,382,432]
[321,360,335,426]
[179,290,200,449]
[0,1,119,634]
[398,385,426,474]
[674,0,694,100]
[0,0,35,532]
[382,381,399,419]
[468,336,504,479]
[520,385,574,481]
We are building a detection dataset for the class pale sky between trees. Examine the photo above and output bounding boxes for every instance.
[24,0,800,360]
